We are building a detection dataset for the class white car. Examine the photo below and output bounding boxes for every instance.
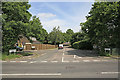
[58,44,63,49]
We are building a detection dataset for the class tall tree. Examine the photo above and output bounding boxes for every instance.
[48,26,64,45]
[81,2,120,52]
[64,29,74,42]
[2,2,32,52]
[28,16,48,43]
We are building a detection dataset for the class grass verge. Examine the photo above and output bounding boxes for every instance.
[1,52,34,60]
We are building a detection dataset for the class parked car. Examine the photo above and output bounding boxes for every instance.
[58,44,63,49]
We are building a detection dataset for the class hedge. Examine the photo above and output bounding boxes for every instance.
[72,40,93,50]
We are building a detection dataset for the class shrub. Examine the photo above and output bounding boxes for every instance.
[72,39,93,50]
[72,41,80,49]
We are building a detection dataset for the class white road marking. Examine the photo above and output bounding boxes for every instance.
[74,55,76,58]
[101,72,119,74]
[78,57,82,58]
[72,61,79,62]
[20,61,27,63]
[63,61,69,63]
[10,61,16,62]
[41,61,47,63]
[83,60,90,62]
[62,57,64,62]
[93,60,100,62]
[1,73,62,76]
[63,53,64,55]
[51,61,58,63]
[30,61,34,64]
[30,61,37,63]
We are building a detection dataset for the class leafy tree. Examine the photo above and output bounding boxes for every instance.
[2,2,32,52]
[48,26,64,45]
[70,32,85,45]
[28,16,48,43]
[64,29,74,42]
[2,2,31,23]
[81,2,120,53]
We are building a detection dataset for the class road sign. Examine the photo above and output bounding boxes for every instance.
[104,48,110,51]
[9,49,16,53]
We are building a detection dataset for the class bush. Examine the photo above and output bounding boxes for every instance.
[72,39,93,50]
[72,41,80,49]
[99,52,111,57]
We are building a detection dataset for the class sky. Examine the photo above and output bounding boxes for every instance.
[28,2,94,33]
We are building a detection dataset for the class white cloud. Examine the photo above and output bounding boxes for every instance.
[37,13,56,20]
[36,12,81,33]
[41,19,67,32]
[41,18,81,33]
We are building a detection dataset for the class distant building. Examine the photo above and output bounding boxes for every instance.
[29,37,37,41]
[29,37,41,44]
[18,35,41,45]
[18,35,30,44]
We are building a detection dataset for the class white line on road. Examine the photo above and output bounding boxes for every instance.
[93,60,100,62]
[41,61,47,63]
[10,61,16,62]
[1,73,62,76]
[62,57,64,62]
[20,61,27,63]
[30,61,34,64]
[73,55,76,58]
[63,61,69,63]
[63,53,64,55]
[30,61,37,63]
[101,72,119,74]
[51,61,58,63]
[83,60,90,62]
[77,57,82,58]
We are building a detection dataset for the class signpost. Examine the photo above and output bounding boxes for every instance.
[9,49,16,55]
[104,48,111,54]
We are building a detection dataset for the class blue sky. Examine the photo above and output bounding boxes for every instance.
[28,2,94,33]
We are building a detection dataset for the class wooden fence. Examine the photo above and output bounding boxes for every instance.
[24,44,58,50]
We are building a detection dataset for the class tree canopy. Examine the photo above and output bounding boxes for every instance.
[48,26,64,45]
[63,29,74,42]
[2,2,32,52]
[2,2,48,52]
[81,2,120,52]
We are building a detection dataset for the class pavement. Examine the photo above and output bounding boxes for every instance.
[2,46,119,78]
